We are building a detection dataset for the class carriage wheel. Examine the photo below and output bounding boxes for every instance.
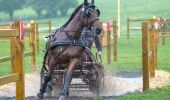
[89,63,104,96]
[53,74,64,89]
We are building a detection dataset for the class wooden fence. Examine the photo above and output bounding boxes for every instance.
[0,21,25,100]
[158,18,170,45]
[0,21,36,72]
[127,17,147,39]
[127,17,170,44]
[34,20,51,53]
[100,20,118,64]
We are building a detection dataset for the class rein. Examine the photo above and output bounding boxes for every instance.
[88,18,99,30]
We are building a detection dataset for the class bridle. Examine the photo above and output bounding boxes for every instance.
[60,5,100,38]
[87,18,99,31]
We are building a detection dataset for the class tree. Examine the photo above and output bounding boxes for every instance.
[44,0,58,18]
[58,0,78,16]
[30,0,58,18]
[0,0,25,19]
[23,0,79,18]
[31,0,48,18]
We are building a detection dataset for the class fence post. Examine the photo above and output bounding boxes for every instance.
[10,23,16,73]
[99,22,104,46]
[142,22,150,91]
[49,20,52,33]
[14,21,25,100]
[162,33,165,45]
[30,23,36,72]
[148,19,157,77]
[35,23,39,53]
[113,20,117,62]
[160,18,165,45]
[106,22,111,64]
[11,38,16,73]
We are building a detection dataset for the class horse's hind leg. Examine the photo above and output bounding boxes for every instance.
[35,59,55,100]
[59,58,79,100]
[35,72,52,100]
[46,77,53,92]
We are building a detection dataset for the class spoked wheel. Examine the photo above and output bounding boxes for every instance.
[89,63,104,96]
[52,74,64,90]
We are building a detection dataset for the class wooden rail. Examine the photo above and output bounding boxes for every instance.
[0,21,36,72]
[158,19,170,45]
[0,29,18,37]
[127,17,148,39]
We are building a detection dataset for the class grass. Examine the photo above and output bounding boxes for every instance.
[118,85,170,100]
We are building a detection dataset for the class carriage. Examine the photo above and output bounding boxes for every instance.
[40,47,104,96]
[35,0,104,99]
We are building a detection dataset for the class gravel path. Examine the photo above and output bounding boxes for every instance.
[0,70,170,99]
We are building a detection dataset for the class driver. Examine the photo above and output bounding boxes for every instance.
[81,27,102,56]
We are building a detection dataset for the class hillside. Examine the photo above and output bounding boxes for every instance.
[0,0,170,29]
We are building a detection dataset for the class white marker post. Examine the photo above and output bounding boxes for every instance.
[118,0,120,37]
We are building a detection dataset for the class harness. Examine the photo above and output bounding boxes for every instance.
[49,39,87,50]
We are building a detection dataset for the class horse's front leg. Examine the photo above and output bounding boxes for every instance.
[59,58,79,100]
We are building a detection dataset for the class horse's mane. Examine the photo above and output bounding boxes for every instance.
[61,4,84,28]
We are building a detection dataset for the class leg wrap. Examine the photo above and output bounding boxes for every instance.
[40,75,51,93]
[60,75,72,96]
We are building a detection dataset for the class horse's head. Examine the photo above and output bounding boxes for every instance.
[81,0,102,35]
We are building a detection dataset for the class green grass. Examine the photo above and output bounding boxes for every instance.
[118,85,170,100]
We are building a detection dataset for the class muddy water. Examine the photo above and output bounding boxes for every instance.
[0,70,143,98]
[102,71,142,96]
[44,70,143,97]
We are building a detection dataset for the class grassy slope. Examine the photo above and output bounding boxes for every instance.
[1,0,170,27]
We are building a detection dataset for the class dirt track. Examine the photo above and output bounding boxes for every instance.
[0,70,170,100]
[0,96,117,100]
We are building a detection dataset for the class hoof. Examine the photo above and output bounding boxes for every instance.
[35,93,43,100]
[46,85,53,92]
[59,95,67,100]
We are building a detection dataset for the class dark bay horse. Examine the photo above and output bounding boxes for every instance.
[36,0,102,100]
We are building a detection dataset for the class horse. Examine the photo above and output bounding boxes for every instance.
[35,0,102,100]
